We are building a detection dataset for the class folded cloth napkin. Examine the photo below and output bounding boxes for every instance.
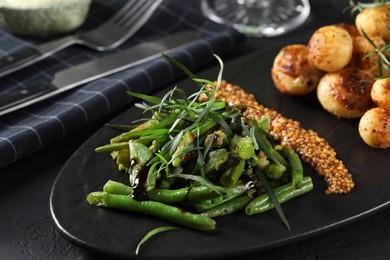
[0,0,245,168]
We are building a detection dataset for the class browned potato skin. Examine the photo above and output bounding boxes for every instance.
[359,107,390,148]
[317,68,375,118]
[271,44,324,95]
[371,78,390,111]
[307,25,353,72]
[351,35,386,76]
[356,5,390,43]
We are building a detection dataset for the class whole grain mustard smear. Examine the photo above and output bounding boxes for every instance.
[203,80,354,195]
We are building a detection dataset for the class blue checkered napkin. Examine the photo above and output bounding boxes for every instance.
[0,0,245,167]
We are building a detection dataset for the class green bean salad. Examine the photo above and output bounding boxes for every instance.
[86,55,313,253]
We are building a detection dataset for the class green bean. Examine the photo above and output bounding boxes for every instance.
[186,186,226,201]
[220,159,245,186]
[201,194,251,218]
[147,186,225,204]
[245,176,313,215]
[103,180,132,195]
[281,147,303,189]
[87,192,215,231]
[102,180,225,204]
[194,182,253,212]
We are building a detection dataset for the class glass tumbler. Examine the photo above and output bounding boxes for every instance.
[201,0,310,37]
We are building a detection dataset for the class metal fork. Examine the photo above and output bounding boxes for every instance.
[0,0,163,78]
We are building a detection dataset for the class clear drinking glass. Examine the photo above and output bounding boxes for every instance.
[201,0,310,37]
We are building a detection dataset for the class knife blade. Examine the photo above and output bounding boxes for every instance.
[0,32,200,116]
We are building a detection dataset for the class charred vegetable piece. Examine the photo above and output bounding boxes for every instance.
[128,141,153,189]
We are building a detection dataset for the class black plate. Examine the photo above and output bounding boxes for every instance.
[50,48,390,259]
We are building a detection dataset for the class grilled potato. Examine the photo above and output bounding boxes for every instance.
[307,25,353,72]
[355,5,390,43]
[271,44,324,95]
[359,107,390,148]
[371,78,390,111]
[317,68,374,118]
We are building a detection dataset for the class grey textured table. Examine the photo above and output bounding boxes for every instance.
[2,1,390,259]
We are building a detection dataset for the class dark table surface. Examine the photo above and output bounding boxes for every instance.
[2,1,390,259]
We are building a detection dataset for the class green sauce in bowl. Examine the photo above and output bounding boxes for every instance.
[0,0,92,36]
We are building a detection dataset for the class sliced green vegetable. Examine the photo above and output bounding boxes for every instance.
[230,135,256,161]
[220,159,246,187]
[204,148,229,174]
[128,141,153,187]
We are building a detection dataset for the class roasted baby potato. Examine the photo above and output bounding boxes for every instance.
[371,78,390,111]
[317,68,374,118]
[271,44,324,95]
[355,5,390,43]
[358,107,390,148]
[307,25,353,72]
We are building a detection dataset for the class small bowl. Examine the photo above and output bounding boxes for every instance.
[0,0,92,36]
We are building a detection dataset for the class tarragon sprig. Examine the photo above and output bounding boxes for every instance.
[360,26,390,78]
[346,0,390,78]
[348,0,390,14]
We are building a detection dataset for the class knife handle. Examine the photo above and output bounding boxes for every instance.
[0,82,57,112]
[0,47,43,78]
